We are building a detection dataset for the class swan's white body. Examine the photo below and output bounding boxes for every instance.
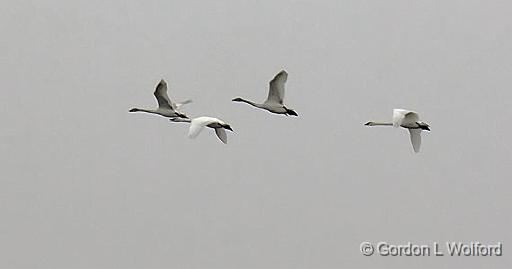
[170,117,233,144]
[232,70,298,116]
[365,109,430,153]
[129,79,191,118]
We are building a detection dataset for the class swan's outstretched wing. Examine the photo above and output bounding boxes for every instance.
[393,109,419,127]
[188,117,218,139]
[392,109,405,127]
[403,111,419,124]
[188,124,204,139]
[265,70,288,105]
[214,128,228,144]
[174,99,193,110]
[409,129,422,153]
[188,118,207,139]
[154,79,175,110]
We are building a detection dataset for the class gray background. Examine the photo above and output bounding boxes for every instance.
[1,0,511,268]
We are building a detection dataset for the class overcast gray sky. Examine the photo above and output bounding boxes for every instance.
[1,0,511,268]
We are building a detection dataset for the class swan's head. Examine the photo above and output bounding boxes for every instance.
[129,108,140,112]
[223,124,234,132]
[417,121,430,131]
[364,122,374,126]
[232,97,244,102]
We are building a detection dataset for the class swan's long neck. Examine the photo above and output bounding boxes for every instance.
[129,108,157,114]
[236,98,261,108]
[365,121,393,126]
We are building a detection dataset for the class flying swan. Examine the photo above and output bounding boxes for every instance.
[365,109,430,153]
[232,70,298,116]
[129,79,191,118]
[170,117,234,144]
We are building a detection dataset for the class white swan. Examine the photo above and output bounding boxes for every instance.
[170,117,234,144]
[232,70,298,116]
[365,109,430,153]
[129,79,190,118]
